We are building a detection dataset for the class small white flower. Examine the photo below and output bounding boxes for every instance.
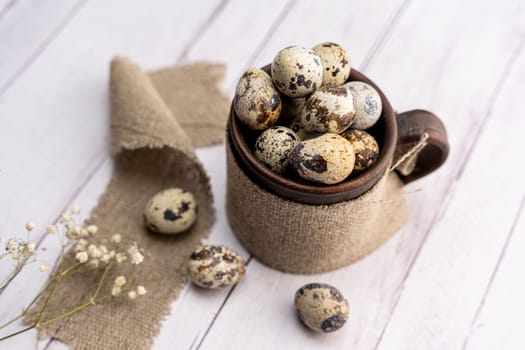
[111,286,121,297]
[79,228,89,237]
[39,264,49,272]
[12,251,20,261]
[87,244,102,258]
[86,225,98,235]
[115,252,127,264]
[25,222,35,232]
[5,239,18,252]
[27,242,36,253]
[75,251,88,264]
[111,234,122,243]
[74,239,88,252]
[127,243,144,265]
[128,291,137,300]
[114,276,126,287]
[137,286,147,296]
[100,253,112,264]
[61,214,71,223]
[98,245,108,255]
[70,205,80,214]
[46,225,57,234]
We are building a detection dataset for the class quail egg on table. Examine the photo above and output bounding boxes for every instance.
[288,134,355,184]
[254,126,299,174]
[271,46,323,97]
[234,67,282,130]
[313,42,351,86]
[187,245,246,289]
[301,85,356,134]
[295,283,350,333]
[341,129,380,172]
[344,81,382,130]
[144,188,198,234]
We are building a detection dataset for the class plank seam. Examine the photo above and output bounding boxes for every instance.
[360,0,413,71]
[373,35,525,350]
[194,257,253,350]
[461,190,525,350]
[0,0,17,21]
[0,0,88,96]
[176,0,231,64]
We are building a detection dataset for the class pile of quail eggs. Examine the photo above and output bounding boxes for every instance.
[234,42,382,185]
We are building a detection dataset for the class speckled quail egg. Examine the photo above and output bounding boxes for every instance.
[295,283,349,333]
[301,85,356,134]
[144,188,198,234]
[234,67,282,130]
[288,134,355,184]
[187,245,246,289]
[271,46,323,97]
[254,126,299,174]
[281,95,306,119]
[288,115,314,141]
[344,81,382,130]
[341,129,380,172]
[313,42,351,86]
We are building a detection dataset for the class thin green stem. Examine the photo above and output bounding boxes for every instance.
[0,325,35,342]
[0,314,23,331]
[93,262,113,299]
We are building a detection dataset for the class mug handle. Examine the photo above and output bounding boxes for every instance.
[394,109,449,183]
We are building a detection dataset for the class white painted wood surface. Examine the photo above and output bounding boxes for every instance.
[0,0,523,349]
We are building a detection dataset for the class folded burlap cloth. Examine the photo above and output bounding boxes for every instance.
[28,58,229,349]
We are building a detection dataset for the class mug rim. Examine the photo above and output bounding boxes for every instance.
[228,68,398,204]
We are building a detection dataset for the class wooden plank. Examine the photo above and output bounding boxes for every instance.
[376,43,525,350]
[463,194,525,350]
[196,0,525,349]
[0,0,86,93]
[0,0,223,280]
[0,0,224,348]
[3,1,292,348]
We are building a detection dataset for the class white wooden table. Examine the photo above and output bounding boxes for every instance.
[1,0,524,349]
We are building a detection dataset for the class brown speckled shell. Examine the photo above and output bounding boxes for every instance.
[288,134,355,184]
[234,68,282,130]
[254,126,299,174]
[313,42,351,86]
[187,245,246,289]
[341,129,380,172]
[144,188,198,234]
[295,283,349,333]
[301,85,356,134]
[288,115,314,141]
[271,46,323,97]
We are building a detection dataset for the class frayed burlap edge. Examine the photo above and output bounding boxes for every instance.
[28,58,229,350]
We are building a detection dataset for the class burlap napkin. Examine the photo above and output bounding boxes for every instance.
[29,58,229,350]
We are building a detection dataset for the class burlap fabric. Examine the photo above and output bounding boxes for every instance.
[29,58,229,349]
[226,143,409,274]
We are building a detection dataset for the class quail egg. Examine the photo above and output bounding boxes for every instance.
[271,46,323,97]
[313,42,351,86]
[295,283,350,333]
[254,126,299,174]
[288,134,355,184]
[341,129,380,172]
[187,245,246,289]
[234,67,282,130]
[144,188,198,234]
[301,85,356,134]
[288,115,314,141]
[344,81,382,130]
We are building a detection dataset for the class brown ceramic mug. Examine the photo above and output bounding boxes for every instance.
[228,67,449,205]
